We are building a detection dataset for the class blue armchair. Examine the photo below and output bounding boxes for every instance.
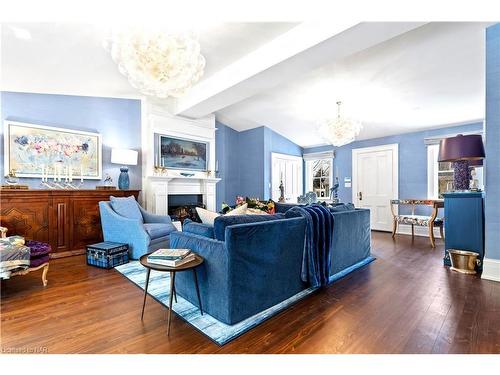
[99,197,177,259]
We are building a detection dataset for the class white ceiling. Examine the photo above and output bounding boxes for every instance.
[1,22,297,98]
[1,22,491,147]
[217,22,490,147]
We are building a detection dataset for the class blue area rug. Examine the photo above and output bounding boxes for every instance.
[115,256,375,345]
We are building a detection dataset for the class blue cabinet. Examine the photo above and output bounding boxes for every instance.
[443,192,485,269]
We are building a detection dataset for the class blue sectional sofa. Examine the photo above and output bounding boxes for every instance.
[169,203,371,325]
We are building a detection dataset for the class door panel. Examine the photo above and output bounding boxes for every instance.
[354,145,398,231]
[271,153,303,202]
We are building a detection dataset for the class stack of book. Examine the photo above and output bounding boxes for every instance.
[147,249,195,267]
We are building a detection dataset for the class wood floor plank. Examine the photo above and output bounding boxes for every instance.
[1,232,499,354]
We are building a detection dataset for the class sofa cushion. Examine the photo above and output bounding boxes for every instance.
[213,213,285,241]
[329,203,355,212]
[183,219,215,239]
[196,207,220,225]
[110,196,143,222]
[143,223,176,240]
[274,202,303,213]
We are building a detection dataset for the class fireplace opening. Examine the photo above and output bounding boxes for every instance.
[168,194,205,223]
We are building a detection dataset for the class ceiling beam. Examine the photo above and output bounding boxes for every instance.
[174,22,427,118]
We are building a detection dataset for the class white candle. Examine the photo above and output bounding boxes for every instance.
[69,165,73,182]
[41,165,45,182]
[80,165,84,183]
[53,162,57,182]
[216,160,219,171]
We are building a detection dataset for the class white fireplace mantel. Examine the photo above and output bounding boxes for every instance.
[141,99,220,215]
[145,175,221,215]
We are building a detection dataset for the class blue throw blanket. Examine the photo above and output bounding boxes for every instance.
[287,205,333,287]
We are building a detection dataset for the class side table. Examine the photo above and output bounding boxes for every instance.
[139,253,204,335]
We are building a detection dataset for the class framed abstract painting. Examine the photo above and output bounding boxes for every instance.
[3,120,102,179]
[157,134,208,171]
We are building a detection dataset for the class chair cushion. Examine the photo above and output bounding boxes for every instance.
[396,215,443,226]
[110,196,143,223]
[143,223,176,240]
[213,213,285,241]
[25,240,51,257]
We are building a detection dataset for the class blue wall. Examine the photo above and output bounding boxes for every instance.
[485,24,500,261]
[215,122,303,207]
[263,127,304,200]
[304,122,484,205]
[0,92,142,189]
[215,122,241,208]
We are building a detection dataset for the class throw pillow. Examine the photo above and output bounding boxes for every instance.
[246,207,270,215]
[225,203,248,216]
[110,196,143,222]
[196,207,220,226]
[197,204,248,226]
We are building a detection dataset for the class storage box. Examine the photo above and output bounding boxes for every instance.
[86,242,129,269]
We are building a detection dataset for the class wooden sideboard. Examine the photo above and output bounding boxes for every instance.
[0,189,140,258]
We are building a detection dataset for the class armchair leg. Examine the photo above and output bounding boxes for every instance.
[439,225,445,241]
[429,223,436,248]
[411,224,415,239]
[42,263,49,287]
[392,220,398,238]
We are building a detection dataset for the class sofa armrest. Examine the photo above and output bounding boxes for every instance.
[330,208,371,272]
[169,231,231,321]
[138,205,173,224]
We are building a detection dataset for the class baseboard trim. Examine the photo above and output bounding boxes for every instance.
[481,258,500,282]
[396,225,443,239]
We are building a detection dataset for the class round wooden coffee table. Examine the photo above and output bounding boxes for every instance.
[139,253,204,335]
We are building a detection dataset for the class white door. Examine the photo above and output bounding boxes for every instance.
[271,153,303,203]
[352,144,398,231]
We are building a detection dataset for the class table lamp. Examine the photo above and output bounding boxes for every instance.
[111,148,138,190]
[438,134,485,191]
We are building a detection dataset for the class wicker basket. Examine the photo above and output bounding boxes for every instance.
[448,249,481,274]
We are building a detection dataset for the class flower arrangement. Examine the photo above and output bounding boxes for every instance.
[221,196,276,215]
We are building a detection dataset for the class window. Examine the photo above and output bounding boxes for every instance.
[427,143,484,199]
[304,159,334,200]
[310,159,331,198]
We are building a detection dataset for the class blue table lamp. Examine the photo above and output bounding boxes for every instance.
[111,148,138,190]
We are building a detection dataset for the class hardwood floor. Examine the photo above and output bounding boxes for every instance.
[1,232,499,354]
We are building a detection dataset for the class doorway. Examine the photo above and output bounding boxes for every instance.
[352,144,398,231]
[271,152,303,203]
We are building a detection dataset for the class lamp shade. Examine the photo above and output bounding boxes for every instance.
[111,148,138,165]
[438,134,485,162]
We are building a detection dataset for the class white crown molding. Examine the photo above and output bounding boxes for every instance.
[482,257,500,283]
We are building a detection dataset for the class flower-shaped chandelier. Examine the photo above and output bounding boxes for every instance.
[317,101,362,147]
[105,27,206,98]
